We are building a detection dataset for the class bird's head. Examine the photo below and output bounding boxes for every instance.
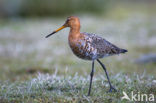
[45,16,80,38]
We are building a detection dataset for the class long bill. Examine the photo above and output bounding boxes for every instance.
[45,25,66,38]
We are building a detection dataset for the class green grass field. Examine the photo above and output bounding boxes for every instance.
[0,7,156,102]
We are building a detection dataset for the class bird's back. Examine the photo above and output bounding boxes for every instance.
[84,33,127,58]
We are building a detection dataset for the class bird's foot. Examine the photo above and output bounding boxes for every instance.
[108,86,117,92]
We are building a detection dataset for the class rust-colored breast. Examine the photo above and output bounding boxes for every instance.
[68,33,98,60]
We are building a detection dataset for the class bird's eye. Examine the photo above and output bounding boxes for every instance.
[66,18,70,23]
[68,18,70,21]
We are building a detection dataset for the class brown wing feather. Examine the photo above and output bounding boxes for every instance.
[83,33,124,58]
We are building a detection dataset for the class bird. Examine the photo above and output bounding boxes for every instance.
[45,16,127,96]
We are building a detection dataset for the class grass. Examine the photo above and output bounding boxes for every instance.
[0,7,156,102]
[0,72,156,103]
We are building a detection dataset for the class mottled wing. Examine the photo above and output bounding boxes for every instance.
[83,32,124,58]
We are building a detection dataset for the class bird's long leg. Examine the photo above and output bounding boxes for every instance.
[88,60,94,96]
[97,59,117,92]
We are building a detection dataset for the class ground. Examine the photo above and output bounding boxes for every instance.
[0,7,156,103]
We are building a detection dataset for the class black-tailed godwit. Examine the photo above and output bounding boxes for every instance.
[45,16,127,96]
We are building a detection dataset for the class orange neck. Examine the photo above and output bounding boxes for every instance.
[70,24,80,33]
[69,25,80,39]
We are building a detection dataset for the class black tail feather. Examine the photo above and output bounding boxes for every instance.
[120,49,128,53]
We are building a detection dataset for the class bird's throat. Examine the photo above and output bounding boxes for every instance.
[69,26,80,38]
[70,26,80,33]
